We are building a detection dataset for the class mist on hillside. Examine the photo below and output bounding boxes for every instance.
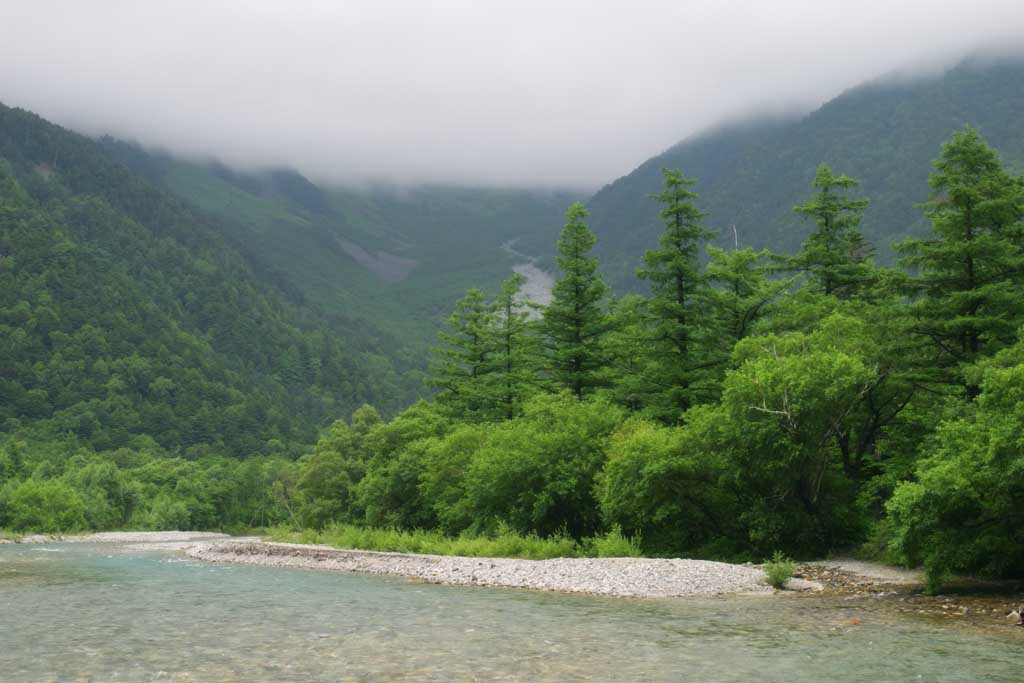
[2,1,1023,189]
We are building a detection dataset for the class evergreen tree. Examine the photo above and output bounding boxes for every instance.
[897,128,1024,391]
[543,202,609,399]
[704,246,789,370]
[429,288,494,418]
[601,295,650,411]
[787,164,873,298]
[637,168,714,421]
[484,273,540,420]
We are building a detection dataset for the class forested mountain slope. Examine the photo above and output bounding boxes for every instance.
[101,142,574,360]
[587,57,1024,290]
[0,103,416,457]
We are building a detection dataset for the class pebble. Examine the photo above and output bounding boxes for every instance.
[185,541,773,598]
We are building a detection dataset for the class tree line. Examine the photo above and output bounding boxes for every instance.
[3,127,1022,588]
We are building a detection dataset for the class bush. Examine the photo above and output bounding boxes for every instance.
[886,355,1024,588]
[463,393,624,538]
[3,479,87,533]
[142,494,191,530]
[589,525,643,557]
[763,551,796,588]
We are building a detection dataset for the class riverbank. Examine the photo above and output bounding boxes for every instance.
[791,559,1024,629]
[186,539,774,598]
[7,531,1023,621]
[10,531,230,544]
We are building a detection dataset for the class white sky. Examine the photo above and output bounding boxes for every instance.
[2,1,1022,189]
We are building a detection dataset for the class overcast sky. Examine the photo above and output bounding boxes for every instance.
[2,1,1022,189]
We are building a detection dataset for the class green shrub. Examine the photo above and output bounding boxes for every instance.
[589,525,643,557]
[3,479,87,533]
[763,551,796,588]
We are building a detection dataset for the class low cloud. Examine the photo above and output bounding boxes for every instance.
[2,1,1022,189]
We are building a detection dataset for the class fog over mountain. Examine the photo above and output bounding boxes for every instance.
[2,1,1022,188]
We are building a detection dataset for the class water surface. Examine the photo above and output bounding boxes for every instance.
[1,543,1021,681]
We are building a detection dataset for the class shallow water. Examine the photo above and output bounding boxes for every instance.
[1,544,1021,682]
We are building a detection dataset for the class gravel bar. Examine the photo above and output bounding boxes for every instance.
[185,540,771,598]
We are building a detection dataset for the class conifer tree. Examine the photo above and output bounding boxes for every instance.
[704,245,789,367]
[787,164,873,298]
[484,273,540,419]
[897,128,1024,391]
[543,202,609,399]
[429,288,493,418]
[637,168,714,420]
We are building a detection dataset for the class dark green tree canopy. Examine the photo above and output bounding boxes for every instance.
[429,288,494,419]
[785,164,873,299]
[543,202,610,399]
[897,127,1024,388]
[636,168,715,420]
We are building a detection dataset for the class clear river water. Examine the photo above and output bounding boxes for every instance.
[2,543,1022,682]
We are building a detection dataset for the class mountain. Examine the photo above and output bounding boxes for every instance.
[100,142,575,362]
[0,103,424,458]
[587,56,1024,290]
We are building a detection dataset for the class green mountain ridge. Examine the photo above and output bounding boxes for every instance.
[0,103,418,457]
[586,56,1024,290]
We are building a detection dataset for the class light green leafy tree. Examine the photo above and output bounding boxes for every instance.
[887,334,1024,589]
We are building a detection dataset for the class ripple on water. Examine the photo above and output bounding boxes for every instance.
[0,543,1022,682]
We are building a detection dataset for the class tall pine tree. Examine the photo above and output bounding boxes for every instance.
[429,288,494,419]
[704,245,789,371]
[484,273,540,419]
[543,202,609,399]
[637,168,714,421]
[897,128,1024,392]
[786,164,873,299]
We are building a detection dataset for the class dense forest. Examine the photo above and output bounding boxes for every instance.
[0,102,423,457]
[3,116,1022,589]
[100,138,574,369]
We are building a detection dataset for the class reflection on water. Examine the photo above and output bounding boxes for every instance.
[1,543,1022,682]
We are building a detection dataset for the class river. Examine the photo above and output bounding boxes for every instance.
[502,240,554,308]
[1,543,1022,681]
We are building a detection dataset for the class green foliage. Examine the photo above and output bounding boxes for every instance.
[586,58,1024,292]
[463,393,624,537]
[897,127,1024,391]
[429,288,494,418]
[429,276,541,422]
[5,93,1024,582]
[356,401,450,529]
[704,246,788,345]
[785,165,874,299]
[544,203,610,399]
[588,524,643,558]
[713,315,881,553]
[1,479,86,533]
[886,337,1024,588]
[296,411,375,528]
[481,273,542,420]
[635,168,716,419]
[0,102,408,459]
[598,415,732,553]
[763,551,797,589]
[267,522,581,560]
